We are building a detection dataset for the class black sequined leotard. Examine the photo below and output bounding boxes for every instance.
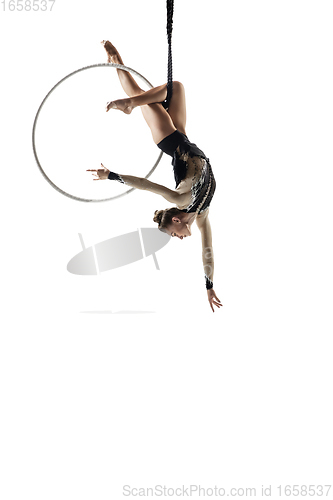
[157,130,216,214]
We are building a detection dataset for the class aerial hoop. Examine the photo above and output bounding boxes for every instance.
[32,62,164,203]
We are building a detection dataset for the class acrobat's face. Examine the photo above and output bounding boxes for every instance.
[167,218,192,240]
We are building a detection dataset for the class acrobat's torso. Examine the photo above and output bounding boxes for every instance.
[157,130,216,215]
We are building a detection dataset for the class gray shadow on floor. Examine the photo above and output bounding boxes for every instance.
[81,310,155,314]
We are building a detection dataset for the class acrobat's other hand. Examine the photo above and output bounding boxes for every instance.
[86,163,110,180]
[207,289,223,312]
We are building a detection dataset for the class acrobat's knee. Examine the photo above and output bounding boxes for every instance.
[172,81,185,92]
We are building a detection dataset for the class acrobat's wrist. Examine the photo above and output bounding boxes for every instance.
[205,275,213,290]
[108,171,124,183]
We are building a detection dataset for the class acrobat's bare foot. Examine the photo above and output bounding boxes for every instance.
[106,98,134,114]
[101,40,121,64]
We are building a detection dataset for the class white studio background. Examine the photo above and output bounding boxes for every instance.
[1,0,332,499]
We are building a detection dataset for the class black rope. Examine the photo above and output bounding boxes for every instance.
[162,0,174,110]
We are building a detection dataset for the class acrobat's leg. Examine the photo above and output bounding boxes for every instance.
[102,41,173,143]
[102,41,186,142]
[102,41,144,98]
[166,81,187,136]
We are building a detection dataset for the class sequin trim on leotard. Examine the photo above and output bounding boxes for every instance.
[157,130,216,215]
[181,158,216,215]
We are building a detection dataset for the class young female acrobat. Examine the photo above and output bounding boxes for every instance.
[87,41,222,312]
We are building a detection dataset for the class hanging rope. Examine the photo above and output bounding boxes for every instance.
[162,0,175,110]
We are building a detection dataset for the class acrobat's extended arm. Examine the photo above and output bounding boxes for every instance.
[196,209,223,312]
[87,163,180,204]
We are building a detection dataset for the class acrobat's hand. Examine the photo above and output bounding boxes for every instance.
[207,289,223,312]
[86,163,110,180]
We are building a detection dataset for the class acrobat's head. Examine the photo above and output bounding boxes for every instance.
[153,207,192,240]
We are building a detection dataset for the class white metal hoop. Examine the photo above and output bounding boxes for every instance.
[32,63,163,203]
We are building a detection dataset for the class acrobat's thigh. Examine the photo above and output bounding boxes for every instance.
[166,81,187,135]
[139,81,187,143]
[140,102,177,144]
